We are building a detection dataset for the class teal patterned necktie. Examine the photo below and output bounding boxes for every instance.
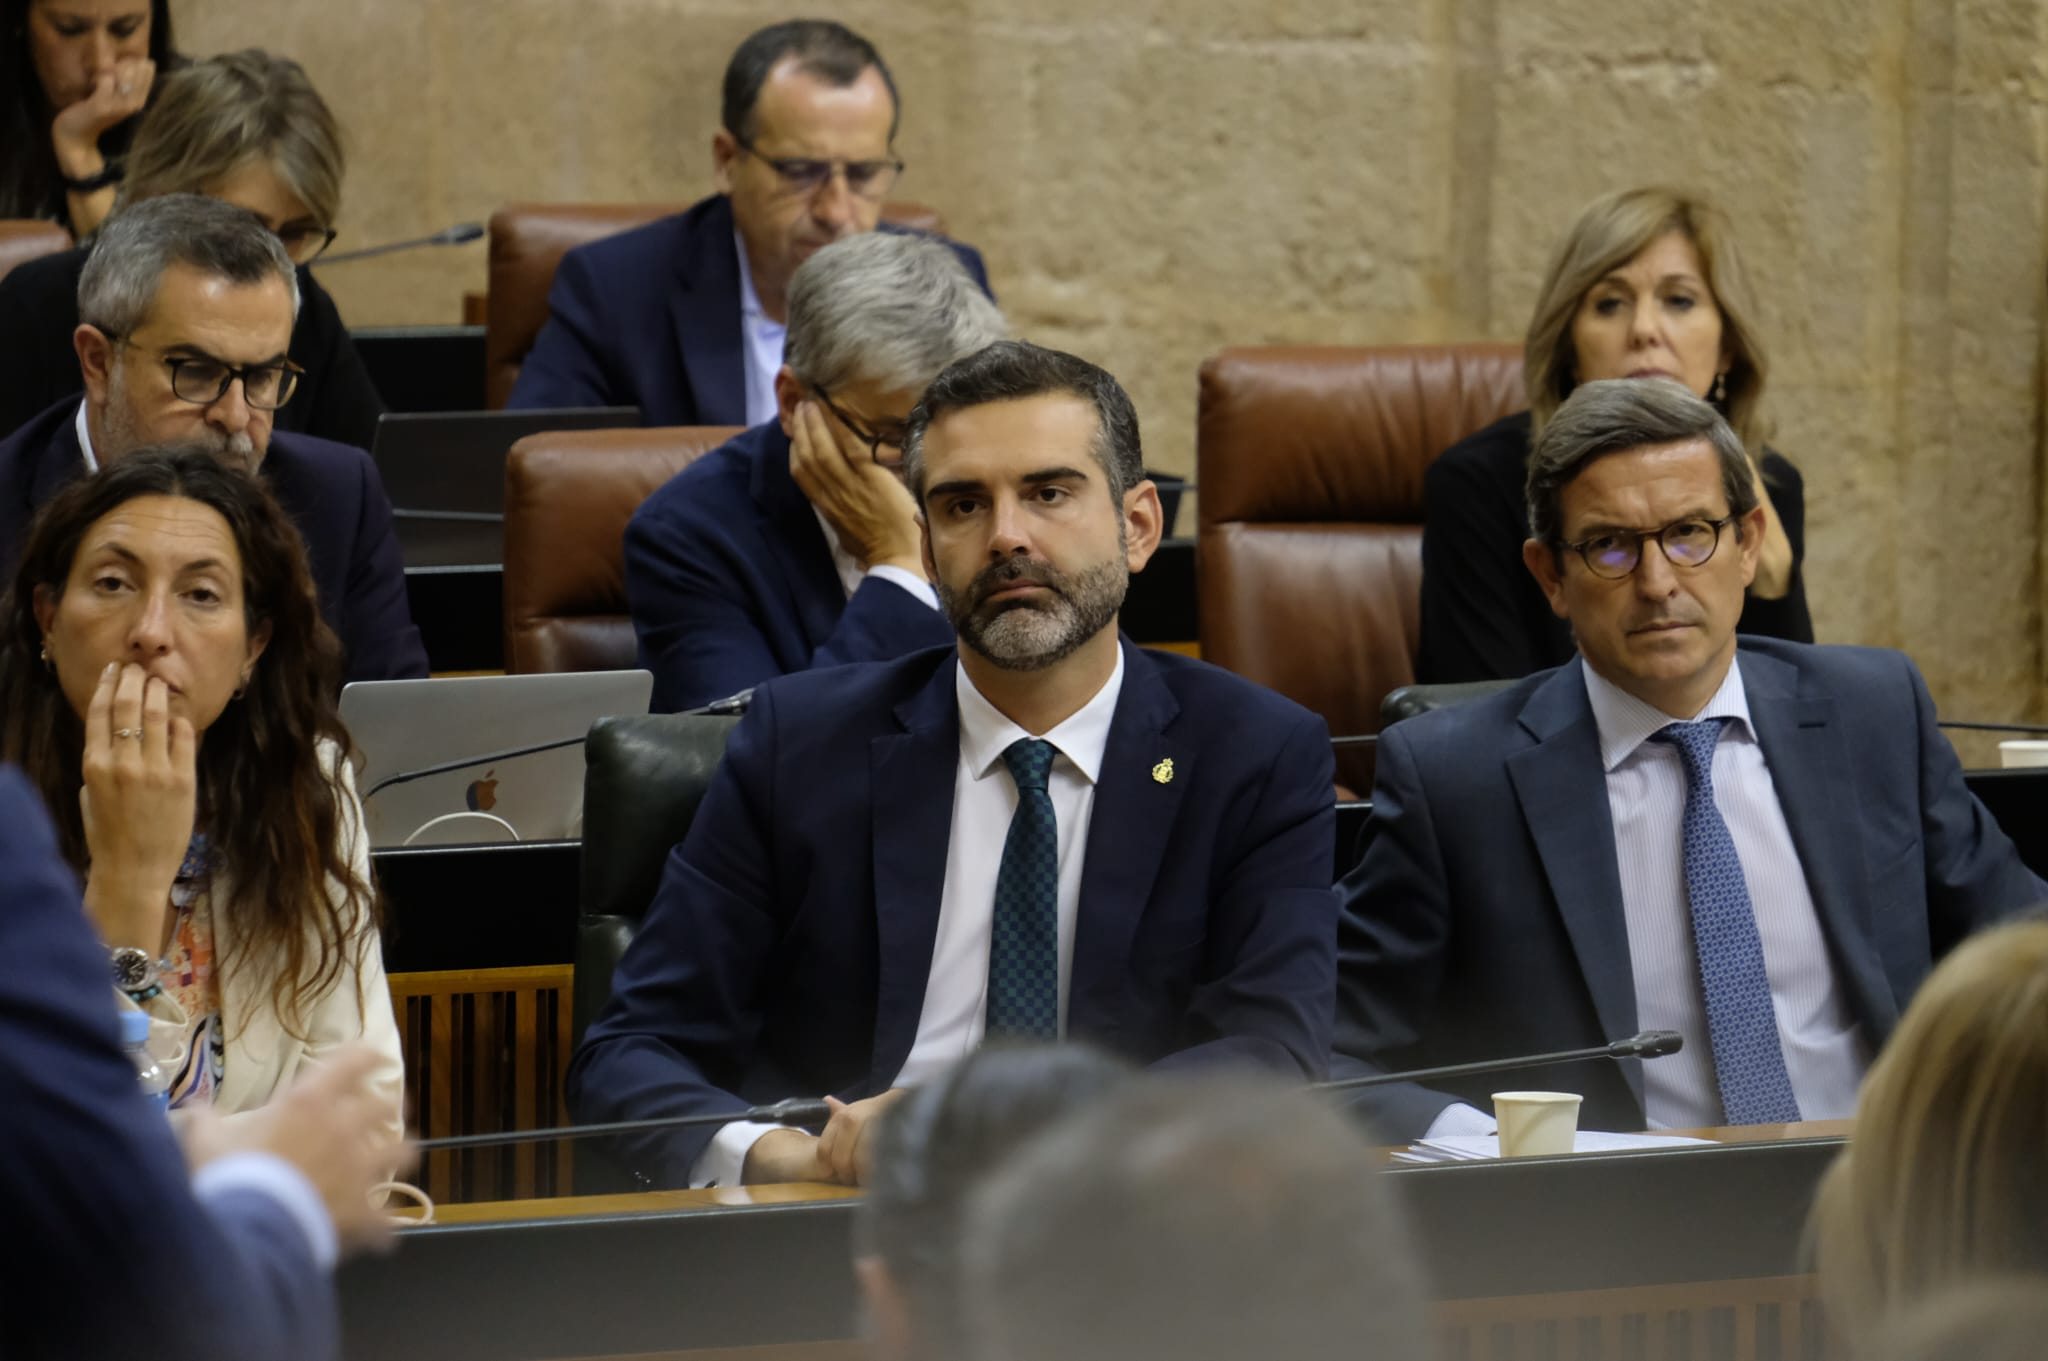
[986,738,1059,1040]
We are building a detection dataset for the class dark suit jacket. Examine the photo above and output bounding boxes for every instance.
[624,421,955,712]
[506,194,993,424]
[1417,410,1815,683]
[0,247,386,452]
[0,399,428,683]
[0,765,336,1361]
[567,639,1339,1183]
[1333,637,2045,1139]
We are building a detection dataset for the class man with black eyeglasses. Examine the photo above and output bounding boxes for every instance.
[507,19,992,426]
[624,231,1006,712]
[0,193,426,683]
[1330,377,2043,1142]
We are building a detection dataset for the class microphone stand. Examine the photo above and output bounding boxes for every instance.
[1313,1032,1682,1094]
[317,222,485,266]
[416,1097,833,1153]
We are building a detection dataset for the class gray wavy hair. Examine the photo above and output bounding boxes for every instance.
[78,193,300,339]
[782,232,1007,395]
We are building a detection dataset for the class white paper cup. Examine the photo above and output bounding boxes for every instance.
[1492,1091,1583,1157]
[1999,740,2048,769]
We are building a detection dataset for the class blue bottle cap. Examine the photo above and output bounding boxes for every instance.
[119,1009,152,1046]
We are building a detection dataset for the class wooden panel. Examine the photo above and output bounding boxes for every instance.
[1436,1275,1837,1361]
[389,965,575,1203]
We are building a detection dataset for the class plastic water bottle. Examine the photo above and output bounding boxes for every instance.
[120,1010,170,1111]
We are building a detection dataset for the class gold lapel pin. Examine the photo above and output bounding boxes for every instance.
[1151,758,1174,784]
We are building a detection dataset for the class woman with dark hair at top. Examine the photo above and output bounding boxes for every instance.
[0,47,385,449]
[0,0,178,236]
[0,444,401,1136]
[1809,918,2048,1352]
[1417,185,1814,684]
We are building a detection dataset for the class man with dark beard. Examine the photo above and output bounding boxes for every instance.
[570,340,1339,1190]
[0,193,424,682]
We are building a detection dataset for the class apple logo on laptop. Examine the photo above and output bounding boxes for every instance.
[466,769,499,813]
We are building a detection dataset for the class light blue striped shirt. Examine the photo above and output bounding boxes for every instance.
[1584,657,1867,1128]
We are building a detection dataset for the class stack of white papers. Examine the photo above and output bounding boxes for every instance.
[1392,1131,1717,1164]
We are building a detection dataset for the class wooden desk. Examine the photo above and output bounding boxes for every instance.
[341,1122,1851,1361]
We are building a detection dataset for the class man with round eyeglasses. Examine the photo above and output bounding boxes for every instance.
[0,193,425,684]
[1330,377,2042,1143]
[507,19,992,426]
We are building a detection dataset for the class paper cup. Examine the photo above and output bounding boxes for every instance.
[1998,740,2048,769]
[1492,1091,1583,1157]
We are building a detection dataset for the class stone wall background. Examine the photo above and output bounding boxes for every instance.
[183,0,2048,742]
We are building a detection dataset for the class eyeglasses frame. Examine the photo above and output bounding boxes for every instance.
[1560,513,1740,580]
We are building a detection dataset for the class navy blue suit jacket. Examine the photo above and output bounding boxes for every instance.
[624,421,954,712]
[1333,638,2046,1139]
[0,766,335,1360]
[0,400,428,684]
[506,194,993,424]
[567,640,1339,1183]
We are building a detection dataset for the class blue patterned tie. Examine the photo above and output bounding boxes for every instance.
[986,738,1060,1040]
[1655,719,1802,1125]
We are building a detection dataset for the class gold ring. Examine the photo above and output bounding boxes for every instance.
[113,727,143,740]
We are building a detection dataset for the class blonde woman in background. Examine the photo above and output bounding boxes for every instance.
[1417,186,1812,683]
[1810,918,2048,1350]
[0,47,385,448]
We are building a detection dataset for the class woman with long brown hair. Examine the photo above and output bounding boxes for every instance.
[0,444,401,1133]
[1810,918,2048,1348]
[1418,185,1814,683]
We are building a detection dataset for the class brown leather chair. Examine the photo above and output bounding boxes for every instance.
[1196,344,1525,793]
[0,219,71,286]
[502,425,743,674]
[483,200,947,409]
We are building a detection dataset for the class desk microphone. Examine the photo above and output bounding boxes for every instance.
[1330,734,1380,749]
[317,221,485,266]
[1939,720,2048,736]
[362,733,587,801]
[1313,1030,1683,1094]
[361,695,756,802]
[416,1096,832,1152]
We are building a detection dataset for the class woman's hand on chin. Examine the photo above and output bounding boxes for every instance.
[80,662,197,954]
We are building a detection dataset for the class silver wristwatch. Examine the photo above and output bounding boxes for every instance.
[110,945,159,995]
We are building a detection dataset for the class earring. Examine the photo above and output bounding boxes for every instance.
[1711,371,1728,405]
[39,641,53,672]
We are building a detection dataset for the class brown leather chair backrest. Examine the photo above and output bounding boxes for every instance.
[483,200,948,410]
[502,425,743,674]
[0,219,71,286]
[1196,344,1525,790]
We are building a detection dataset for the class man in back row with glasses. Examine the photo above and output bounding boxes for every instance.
[0,192,425,684]
[508,19,993,427]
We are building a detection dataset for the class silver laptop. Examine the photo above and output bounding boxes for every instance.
[342,670,654,848]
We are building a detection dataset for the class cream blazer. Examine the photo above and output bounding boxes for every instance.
[122,746,405,1142]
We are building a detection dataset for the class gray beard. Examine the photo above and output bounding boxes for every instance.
[99,368,260,474]
[940,553,1128,672]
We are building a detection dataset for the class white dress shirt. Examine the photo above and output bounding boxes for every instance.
[732,232,786,430]
[75,400,99,472]
[691,650,1125,1186]
[1425,658,1867,1140]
